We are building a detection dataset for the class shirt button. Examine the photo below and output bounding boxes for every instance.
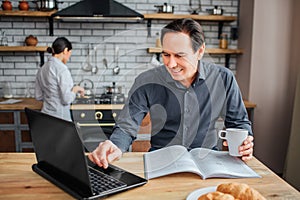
[185,108,190,113]
[184,127,188,131]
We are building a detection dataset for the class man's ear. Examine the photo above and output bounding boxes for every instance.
[197,43,205,60]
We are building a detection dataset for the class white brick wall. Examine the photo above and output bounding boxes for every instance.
[0,0,238,97]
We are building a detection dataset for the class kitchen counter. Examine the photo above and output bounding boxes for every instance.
[0,98,42,110]
[0,98,256,110]
[0,152,299,199]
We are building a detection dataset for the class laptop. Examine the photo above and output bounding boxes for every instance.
[25,107,147,200]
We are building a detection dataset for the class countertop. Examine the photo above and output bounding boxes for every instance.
[0,152,299,199]
[0,98,256,111]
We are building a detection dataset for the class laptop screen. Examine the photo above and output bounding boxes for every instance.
[25,108,92,192]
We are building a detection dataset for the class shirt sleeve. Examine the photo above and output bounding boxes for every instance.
[57,68,76,105]
[110,78,150,152]
[35,69,43,101]
[223,70,253,136]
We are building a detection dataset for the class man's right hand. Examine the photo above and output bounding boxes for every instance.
[88,140,122,169]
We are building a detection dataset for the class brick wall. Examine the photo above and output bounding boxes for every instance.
[0,0,238,97]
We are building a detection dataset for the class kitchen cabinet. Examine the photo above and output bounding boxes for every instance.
[0,98,42,152]
[0,10,56,36]
[0,46,48,66]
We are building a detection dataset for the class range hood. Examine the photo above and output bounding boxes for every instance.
[52,0,144,22]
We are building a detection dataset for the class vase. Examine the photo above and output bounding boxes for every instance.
[25,35,38,46]
[19,0,29,11]
[1,0,12,10]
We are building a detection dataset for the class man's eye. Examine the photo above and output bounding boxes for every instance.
[162,53,170,57]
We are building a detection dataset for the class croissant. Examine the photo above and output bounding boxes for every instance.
[217,183,266,200]
[197,191,235,200]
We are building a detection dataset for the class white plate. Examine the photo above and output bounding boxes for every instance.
[186,186,217,200]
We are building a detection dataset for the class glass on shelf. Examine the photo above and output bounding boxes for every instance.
[0,30,8,46]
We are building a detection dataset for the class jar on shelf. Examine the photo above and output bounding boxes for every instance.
[155,32,162,48]
[0,31,8,46]
[19,0,29,11]
[1,0,12,10]
[25,35,38,46]
[219,33,228,49]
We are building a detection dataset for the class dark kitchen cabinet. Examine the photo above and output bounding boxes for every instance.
[0,98,42,152]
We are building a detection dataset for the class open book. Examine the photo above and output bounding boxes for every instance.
[143,145,260,180]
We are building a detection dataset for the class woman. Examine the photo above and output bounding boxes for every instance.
[35,37,84,121]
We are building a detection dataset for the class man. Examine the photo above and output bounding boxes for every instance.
[89,18,254,168]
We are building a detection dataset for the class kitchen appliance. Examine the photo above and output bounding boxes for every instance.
[154,3,174,13]
[78,78,94,98]
[189,0,201,14]
[206,6,223,15]
[113,46,120,75]
[51,0,143,22]
[34,0,58,11]
[71,82,125,150]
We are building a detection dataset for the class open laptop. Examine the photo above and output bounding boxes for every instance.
[25,107,147,200]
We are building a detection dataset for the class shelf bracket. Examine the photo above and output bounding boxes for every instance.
[39,52,45,67]
[218,22,224,39]
[49,17,54,36]
[225,54,231,68]
[147,19,152,37]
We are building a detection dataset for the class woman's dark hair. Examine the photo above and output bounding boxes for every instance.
[47,37,72,55]
[161,18,205,53]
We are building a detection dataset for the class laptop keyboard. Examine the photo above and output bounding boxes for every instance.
[88,167,127,195]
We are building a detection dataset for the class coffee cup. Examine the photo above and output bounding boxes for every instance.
[218,128,248,156]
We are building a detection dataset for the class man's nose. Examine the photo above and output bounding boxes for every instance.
[167,56,177,68]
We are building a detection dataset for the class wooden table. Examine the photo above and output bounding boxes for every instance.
[0,153,299,200]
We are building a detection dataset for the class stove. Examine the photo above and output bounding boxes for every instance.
[73,93,125,105]
[71,92,125,151]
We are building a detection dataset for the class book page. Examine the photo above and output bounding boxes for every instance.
[144,145,201,179]
[190,148,260,179]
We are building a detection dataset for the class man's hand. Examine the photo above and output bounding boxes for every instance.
[88,140,122,169]
[223,135,254,161]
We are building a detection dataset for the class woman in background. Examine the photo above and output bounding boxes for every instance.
[35,37,84,121]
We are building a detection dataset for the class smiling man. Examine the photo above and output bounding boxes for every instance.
[89,18,254,168]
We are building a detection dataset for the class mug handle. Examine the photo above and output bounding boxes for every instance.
[218,130,227,139]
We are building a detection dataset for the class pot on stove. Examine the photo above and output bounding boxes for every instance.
[104,82,122,94]
[78,79,94,98]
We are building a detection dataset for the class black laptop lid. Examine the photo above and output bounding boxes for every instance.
[25,108,93,196]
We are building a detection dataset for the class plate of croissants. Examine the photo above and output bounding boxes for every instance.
[186,182,266,200]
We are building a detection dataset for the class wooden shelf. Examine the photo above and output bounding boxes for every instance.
[143,13,237,22]
[0,10,56,36]
[0,46,48,66]
[0,46,47,52]
[144,13,237,38]
[0,10,56,17]
[148,47,243,54]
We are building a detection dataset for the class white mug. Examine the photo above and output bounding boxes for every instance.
[218,128,248,156]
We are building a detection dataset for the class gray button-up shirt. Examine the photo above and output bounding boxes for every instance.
[111,61,252,152]
[35,56,76,121]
